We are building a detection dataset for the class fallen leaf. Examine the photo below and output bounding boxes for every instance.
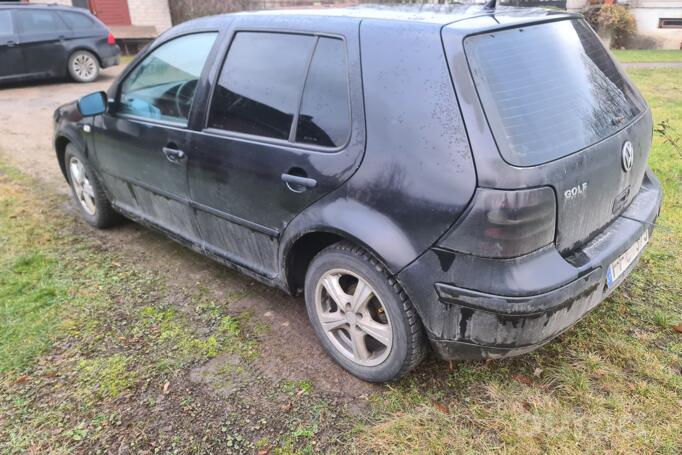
[433,402,449,414]
[533,367,543,377]
[514,374,533,386]
[296,389,305,398]
[673,323,682,334]
[163,381,170,394]
[14,375,30,384]
[257,450,269,455]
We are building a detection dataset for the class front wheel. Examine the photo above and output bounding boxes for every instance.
[304,242,427,382]
[68,50,100,83]
[65,144,122,228]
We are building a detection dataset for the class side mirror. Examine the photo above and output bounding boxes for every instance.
[77,91,108,117]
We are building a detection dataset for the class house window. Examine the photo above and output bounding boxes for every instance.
[659,18,682,29]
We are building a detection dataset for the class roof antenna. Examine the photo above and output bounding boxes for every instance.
[484,0,496,10]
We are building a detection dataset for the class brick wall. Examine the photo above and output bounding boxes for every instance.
[128,0,173,33]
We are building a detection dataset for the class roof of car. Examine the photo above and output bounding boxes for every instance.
[179,4,577,29]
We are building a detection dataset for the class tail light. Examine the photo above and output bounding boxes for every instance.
[439,187,557,258]
[107,32,116,45]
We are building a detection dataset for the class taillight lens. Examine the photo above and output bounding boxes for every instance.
[107,32,116,45]
[439,187,556,258]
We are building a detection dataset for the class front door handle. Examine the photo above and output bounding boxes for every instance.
[162,146,185,164]
[281,172,317,192]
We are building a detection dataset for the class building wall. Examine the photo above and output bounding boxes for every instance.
[631,4,682,48]
[127,0,172,33]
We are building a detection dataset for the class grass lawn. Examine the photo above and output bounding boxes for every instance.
[0,61,680,453]
[612,49,682,63]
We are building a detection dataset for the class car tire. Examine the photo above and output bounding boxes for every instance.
[64,144,122,228]
[304,241,427,382]
[67,50,100,83]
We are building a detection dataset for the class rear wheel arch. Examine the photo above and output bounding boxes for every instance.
[68,46,103,67]
[283,229,391,296]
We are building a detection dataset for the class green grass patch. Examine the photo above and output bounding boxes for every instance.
[0,163,262,453]
[613,49,682,63]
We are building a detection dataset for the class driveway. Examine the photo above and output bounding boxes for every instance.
[0,67,377,399]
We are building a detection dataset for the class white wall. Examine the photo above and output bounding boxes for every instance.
[632,6,682,48]
[128,0,173,33]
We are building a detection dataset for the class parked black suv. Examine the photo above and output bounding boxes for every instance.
[0,4,120,84]
[53,6,662,382]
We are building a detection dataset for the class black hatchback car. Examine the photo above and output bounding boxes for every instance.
[0,4,120,84]
[53,5,662,382]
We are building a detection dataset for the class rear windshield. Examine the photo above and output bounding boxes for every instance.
[465,19,644,166]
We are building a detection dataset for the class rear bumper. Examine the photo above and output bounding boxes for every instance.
[99,44,121,68]
[397,169,663,360]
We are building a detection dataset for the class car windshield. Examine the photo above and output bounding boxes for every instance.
[464,19,644,166]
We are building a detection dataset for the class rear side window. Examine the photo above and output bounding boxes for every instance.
[465,19,644,166]
[60,11,95,30]
[208,32,315,141]
[208,32,351,148]
[0,11,13,37]
[15,10,67,34]
[296,38,350,148]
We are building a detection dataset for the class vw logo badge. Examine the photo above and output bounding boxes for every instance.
[621,141,634,172]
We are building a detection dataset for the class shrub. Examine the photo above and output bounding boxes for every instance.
[585,5,637,49]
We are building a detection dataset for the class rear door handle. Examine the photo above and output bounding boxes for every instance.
[5,41,17,48]
[281,173,317,191]
[162,146,186,164]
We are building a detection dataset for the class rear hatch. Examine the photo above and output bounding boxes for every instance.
[464,18,651,254]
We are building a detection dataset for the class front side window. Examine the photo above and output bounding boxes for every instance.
[118,33,217,125]
[208,32,316,140]
[15,10,66,34]
[0,11,13,37]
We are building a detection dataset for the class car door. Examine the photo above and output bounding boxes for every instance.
[91,32,218,242]
[0,9,24,79]
[14,9,69,78]
[189,20,365,278]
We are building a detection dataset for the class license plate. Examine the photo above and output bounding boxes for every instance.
[607,230,649,288]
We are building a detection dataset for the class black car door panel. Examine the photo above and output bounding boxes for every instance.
[15,9,69,77]
[188,18,365,278]
[92,32,218,243]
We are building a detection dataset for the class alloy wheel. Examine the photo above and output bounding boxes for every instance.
[72,53,97,81]
[314,269,393,366]
[69,157,97,216]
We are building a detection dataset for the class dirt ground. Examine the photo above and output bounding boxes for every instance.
[0,68,380,450]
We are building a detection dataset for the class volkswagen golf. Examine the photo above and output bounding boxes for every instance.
[53,5,662,382]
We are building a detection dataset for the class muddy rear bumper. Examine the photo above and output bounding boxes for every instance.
[397,169,663,360]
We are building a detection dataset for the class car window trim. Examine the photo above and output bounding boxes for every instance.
[203,28,352,153]
[112,30,220,129]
